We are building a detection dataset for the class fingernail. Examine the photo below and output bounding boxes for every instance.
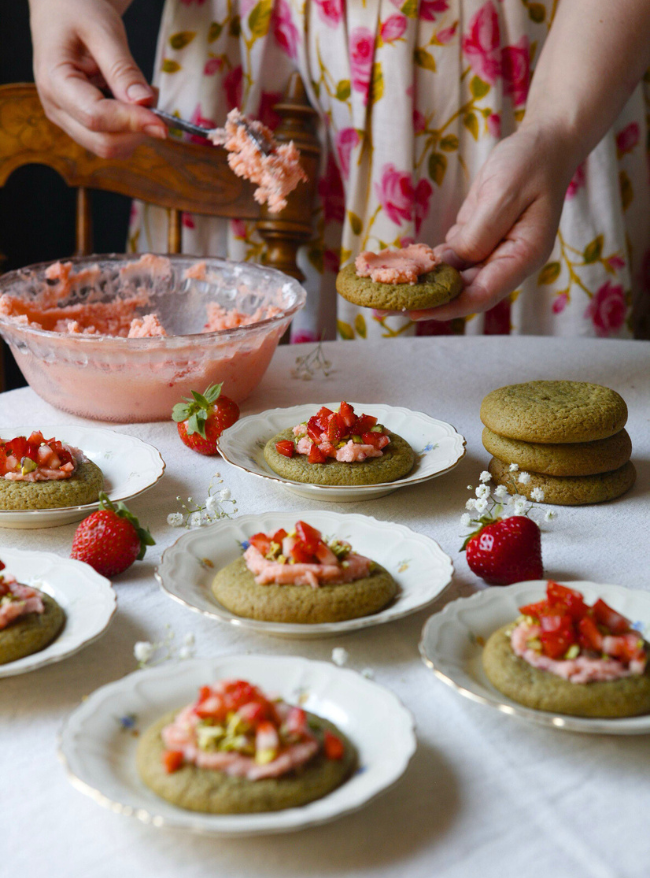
[127,83,153,103]
[144,124,166,140]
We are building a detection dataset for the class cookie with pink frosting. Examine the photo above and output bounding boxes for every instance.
[0,560,65,664]
[336,244,462,311]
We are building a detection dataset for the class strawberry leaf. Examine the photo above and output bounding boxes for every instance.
[191,390,210,407]
[171,403,191,422]
[204,383,223,404]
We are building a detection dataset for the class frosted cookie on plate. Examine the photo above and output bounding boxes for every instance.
[336,244,462,312]
[137,678,356,813]
[0,431,103,510]
[212,520,397,624]
[0,559,65,664]
[264,402,415,486]
[483,580,650,718]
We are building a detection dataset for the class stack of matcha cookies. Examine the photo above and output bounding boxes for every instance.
[480,381,635,505]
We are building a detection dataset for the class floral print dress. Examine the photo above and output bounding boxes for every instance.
[129,0,650,341]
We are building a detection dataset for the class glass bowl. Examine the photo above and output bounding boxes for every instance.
[0,254,306,422]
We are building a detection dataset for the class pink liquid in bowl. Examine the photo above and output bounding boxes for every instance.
[0,255,306,422]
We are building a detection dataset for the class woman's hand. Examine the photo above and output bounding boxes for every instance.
[409,123,577,322]
[29,0,166,159]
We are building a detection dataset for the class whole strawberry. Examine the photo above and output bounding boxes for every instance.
[172,383,240,456]
[71,493,155,577]
[463,515,543,585]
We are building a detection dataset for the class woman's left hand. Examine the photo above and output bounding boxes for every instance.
[405,122,578,322]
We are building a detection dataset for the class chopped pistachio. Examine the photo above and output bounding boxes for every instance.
[21,457,38,474]
[342,560,350,568]
[370,424,384,433]
[352,435,363,444]
[277,554,287,565]
[527,638,542,652]
[337,441,346,448]
[564,644,580,660]
[255,747,277,765]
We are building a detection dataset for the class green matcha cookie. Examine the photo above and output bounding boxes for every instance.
[480,381,628,444]
[482,427,632,476]
[335,262,463,311]
[483,623,650,718]
[137,710,356,814]
[488,456,636,506]
[0,460,104,510]
[0,591,65,664]
[264,429,415,486]
[212,556,397,624]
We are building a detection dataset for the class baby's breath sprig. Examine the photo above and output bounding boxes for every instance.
[460,467,555,548]
[134,629,196,669]
[167,472,238,529]
[291,337,333,381]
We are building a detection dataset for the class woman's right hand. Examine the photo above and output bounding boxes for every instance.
[29,0,166,158]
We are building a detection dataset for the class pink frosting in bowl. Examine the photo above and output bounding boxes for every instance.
[0,255,306,422]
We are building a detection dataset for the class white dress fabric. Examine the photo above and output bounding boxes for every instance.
[129,0,650,341]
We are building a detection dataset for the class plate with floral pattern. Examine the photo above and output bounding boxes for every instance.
[217,403,466,502]
[420,580,650,734]
[58,654,417,836]
[156,510,454,639]
[0,426,165,529]
[0,548,116,677]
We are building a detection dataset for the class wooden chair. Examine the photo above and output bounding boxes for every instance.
[0,74,321,390]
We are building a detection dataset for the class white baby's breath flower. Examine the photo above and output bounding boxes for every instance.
[205,495,219,514]
[517,471,531,485]
[465,498,477,511]
[530,487,545,502]
[493,484,509,500]
[184,633,195,646]
[188,511,203,528]
[474,498,488,513]
[332,647,349,667]
[466,485,473,491]
[479,471,491,483]
[178,646,193,660]
[134,641,154,664]
[219,488,231,501]
[513,499,527,515]
[360,668,375,679]
[167,512,183,527]
[460,513,472,527]
[509,463,519,472]
[475,484,490,499]
[545,510,556,521]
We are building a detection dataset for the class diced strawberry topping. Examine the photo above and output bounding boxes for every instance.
[285,706,308,736]
[162,750,185,773]
[339,401,356,429]
[352,414,377,434]
[272,528,288,544]
[275,439,295,458]
[295,521,322,553]
[308,444,327,464]
[593,599,631,635]
[546,581,588,619]
[327,412,345,443]
[249,532,272,555]
[578,615,604,651]
[323,730,344,760]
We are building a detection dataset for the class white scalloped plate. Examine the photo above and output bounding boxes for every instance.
[217,403,466,501]
[59,655,417,836]
[0,548,116,677]
[0,426,165,529]
[156,511,453,639]
[420,580,650,735]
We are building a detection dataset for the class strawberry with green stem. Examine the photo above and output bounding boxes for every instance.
[172,383,240,456]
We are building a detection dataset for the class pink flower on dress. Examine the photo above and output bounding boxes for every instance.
[314,0,343,27]
[223,65,243,110]
[414,179,433,233]
[606,254,626,272]
[180,0,206,5]
[381,14,407,43]
[375,164,413,226]
[420,0,449,20]
[462,2,501,85]
[258,91,282,130]
[272,1,300,59]
[487,113,501,138]
[565,162,586,200]
[189,103,217,144]
[585,281,627,337]
[231,219,247,239]
[349,28,375,104]
[502,36,530,107]
[399,236,414,248]
[318,155,345,224]
[182,212,195,229]
[203,57,223,76]
[616,123,640,156]
[292,330,319,344]
[413,109,427,133]
[323,248,341,273]
[335,127,361,179]
[552,293,568,314]
[437,23,458,44]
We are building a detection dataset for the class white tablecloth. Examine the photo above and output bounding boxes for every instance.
[3,336,650,878]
